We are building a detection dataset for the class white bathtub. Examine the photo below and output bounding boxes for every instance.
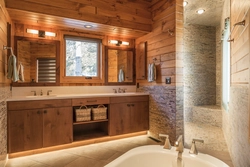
[105,145,229,167]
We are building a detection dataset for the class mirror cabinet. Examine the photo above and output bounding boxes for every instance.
[13,36,60,86]
[105,46,135,85]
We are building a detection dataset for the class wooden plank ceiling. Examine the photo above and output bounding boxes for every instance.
[5,0,154,38]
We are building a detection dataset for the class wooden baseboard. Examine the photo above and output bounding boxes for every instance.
[8,131,147,159]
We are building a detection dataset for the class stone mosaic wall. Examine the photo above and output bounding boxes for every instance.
[0,85,11,166]
[184,24,217,122]
[223,86,250,167]
[137,85,183,145]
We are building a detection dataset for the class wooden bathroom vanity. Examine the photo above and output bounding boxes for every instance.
[7,94,149,154]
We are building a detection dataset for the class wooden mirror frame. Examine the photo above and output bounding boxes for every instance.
[105,46,136,85]
[12,36,60,87]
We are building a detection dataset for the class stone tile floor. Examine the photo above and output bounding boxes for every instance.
[5,135,233,167]
[6,135,158,167]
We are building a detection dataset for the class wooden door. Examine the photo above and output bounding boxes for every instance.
[109,103,131,136]
[130,101,149,132]
[24,109,43,150]
[43,107,72,147]
[8,109,43,153]
[8,110,25,153]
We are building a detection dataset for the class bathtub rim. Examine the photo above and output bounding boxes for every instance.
[104,145,229,167]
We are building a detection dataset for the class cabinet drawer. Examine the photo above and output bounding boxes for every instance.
[110,95,148,104]
[72,97,110,106]
[7,99,72,111]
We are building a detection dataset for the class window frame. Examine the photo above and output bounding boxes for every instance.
[61,35,104,84]
[222,17,230,111]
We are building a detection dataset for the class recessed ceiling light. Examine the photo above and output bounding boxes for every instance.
[84,25,93,28]
[196,9,205,14]
[183,1,188,7]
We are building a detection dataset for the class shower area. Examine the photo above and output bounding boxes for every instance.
[183,0,229,154]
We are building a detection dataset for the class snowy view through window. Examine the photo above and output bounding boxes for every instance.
[65,38,98,77]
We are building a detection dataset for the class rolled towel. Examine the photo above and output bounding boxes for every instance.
[7,55,19,82]
[148,63,156,82]
[118,68,124,82]
[18,63,25,82]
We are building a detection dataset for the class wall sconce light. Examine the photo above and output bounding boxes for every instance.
[109,40,129,46]
[26,29,56,37]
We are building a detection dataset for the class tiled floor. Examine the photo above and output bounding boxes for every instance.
[6,135,159,167]
[5,135,233,167]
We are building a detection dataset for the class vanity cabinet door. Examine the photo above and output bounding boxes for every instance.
[8,109,43,153]
[109,99,149,136]
[43,107,73,147]
[130,101,149,132]
[109,103,131,136]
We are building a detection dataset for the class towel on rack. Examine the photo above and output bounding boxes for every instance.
[118,68,124,82]
[7,55,19,82]
[148,63,156,82]
[18,63,25,82]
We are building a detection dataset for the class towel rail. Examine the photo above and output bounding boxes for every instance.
[3,45,14,55]
[227,20,246,42]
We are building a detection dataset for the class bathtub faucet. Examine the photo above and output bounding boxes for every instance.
[189,139,204,155]
[175,135,184,167]
[159,134,171,149]
[175,135,184,153]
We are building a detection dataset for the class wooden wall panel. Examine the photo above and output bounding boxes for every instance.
[231,4,250,85]
[136,0,183,86]
[0,0,11,84]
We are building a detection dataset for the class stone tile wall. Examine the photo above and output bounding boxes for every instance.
[184,24,217,122]
[223,86,250,167]
[0,85,11,167]
[137,85,183,145]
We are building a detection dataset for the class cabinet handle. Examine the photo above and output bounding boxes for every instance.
[127,104,130,107]
[37,110,40,114]
[87,100,97,102]
[57,110,60,115]
[44,110,47,114]
[131,104,135,107]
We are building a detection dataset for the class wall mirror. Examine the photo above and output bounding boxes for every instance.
[12,36,60,86]
[105,46,135,85]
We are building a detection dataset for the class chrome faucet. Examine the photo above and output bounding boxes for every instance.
[47,90,52,96]
[159,134,171,149]
[175,135,184,153]
[31,91,36,96]
[189,139,204,155]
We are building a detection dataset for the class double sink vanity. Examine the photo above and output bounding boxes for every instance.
[7,92,149,155]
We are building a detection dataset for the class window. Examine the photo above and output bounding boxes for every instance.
[222,17,230,111]
[63,36,102,83]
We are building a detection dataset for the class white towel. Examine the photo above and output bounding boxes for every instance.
[18,63,25,82]
[148,63,156,82]
[7,55,19,82]
[118,68,124,82]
